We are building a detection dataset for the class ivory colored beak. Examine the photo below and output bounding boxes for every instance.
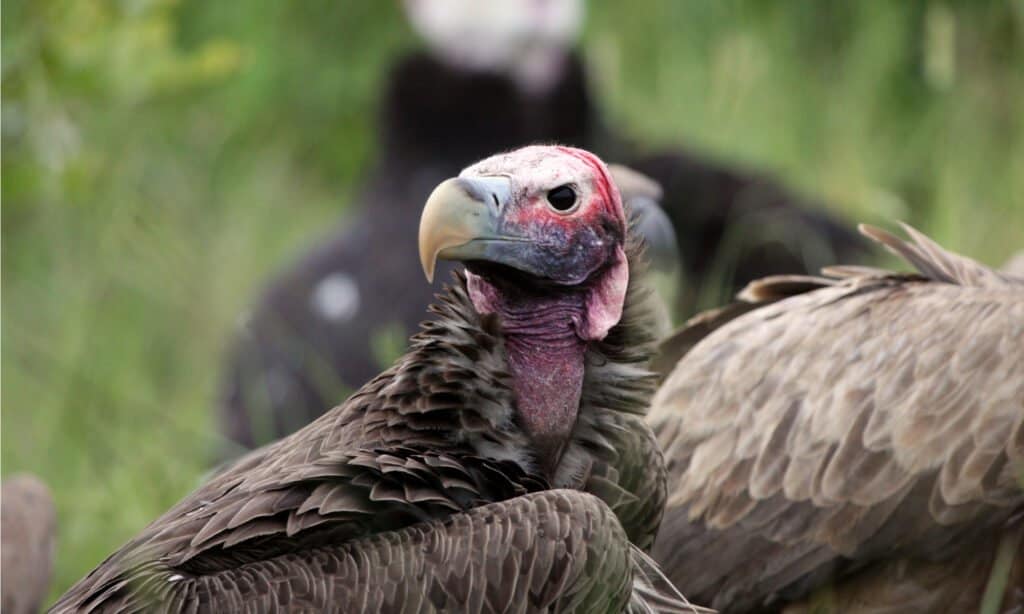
[418,176,513,282]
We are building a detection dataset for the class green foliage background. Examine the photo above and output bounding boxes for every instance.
[3,0,1022,602]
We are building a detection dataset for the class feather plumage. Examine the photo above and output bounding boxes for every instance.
[649,223,1024,613]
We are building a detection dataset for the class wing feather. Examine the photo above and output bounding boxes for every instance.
[649,224,1024,610]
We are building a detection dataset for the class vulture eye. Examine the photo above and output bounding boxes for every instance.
[546,185,577,212]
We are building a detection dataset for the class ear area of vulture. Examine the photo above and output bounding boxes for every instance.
[622,150,872,315]
[648,222,1024,613]
[52,146,701,613]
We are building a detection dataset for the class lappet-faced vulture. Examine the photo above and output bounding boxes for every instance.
[648,224,1024,612]
[2,474,58,614]
[220,0,867,454]
[53,146,704,613]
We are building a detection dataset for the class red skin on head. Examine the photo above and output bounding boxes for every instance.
[501,146,625,235]
[553,146,629,341]
[555,145,625,226]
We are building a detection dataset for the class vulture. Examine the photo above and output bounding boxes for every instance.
[220,0,867,452]
[647,223,1024,612]
[2,473,58,614]
[53,146,702,613]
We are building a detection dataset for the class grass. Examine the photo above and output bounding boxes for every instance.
[2,0,1022,602]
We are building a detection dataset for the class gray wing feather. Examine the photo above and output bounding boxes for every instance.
[58,490,679,613]
[649,223,1024,610]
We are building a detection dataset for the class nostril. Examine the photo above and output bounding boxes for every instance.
[457,176,511,211]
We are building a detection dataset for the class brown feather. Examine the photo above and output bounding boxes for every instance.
[650,223,1024,612]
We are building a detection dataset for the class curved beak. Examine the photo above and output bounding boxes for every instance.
[419,175,524,282]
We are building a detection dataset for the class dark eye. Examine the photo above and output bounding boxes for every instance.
[546,185,577,212]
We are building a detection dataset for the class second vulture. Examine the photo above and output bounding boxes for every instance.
[52,146,699,612]
[649,223,1024,613]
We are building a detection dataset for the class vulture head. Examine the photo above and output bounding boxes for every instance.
[420,145,630,475]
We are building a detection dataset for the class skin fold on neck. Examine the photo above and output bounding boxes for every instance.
[466,271,591,475]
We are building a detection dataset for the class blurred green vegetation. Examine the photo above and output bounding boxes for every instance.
[2,0,1022,602]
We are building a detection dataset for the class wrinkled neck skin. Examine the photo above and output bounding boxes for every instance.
[467,271,590,476]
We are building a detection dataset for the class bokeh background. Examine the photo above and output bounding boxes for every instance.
[3,0,1023,601]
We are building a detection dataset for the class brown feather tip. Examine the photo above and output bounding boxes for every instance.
[857,223,903,252]
[820,264,893,279]
[736,275,833,303]
[859,221,1012,287]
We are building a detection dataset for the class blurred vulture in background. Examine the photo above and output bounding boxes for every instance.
[2,474,57,614]
[54,147,699,613]
[220,0,867,452]
[648,224,1024,613]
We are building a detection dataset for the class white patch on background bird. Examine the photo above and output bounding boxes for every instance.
[403,0,584,94]
[311,272,360,322]
[266,367,295,405]
[234,310,252,331]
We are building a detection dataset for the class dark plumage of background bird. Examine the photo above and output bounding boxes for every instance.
[53,146,700,613]
[648,224,1023,613]
[220,0,867,455]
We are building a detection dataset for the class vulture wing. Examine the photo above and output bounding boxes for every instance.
[65,489,665,613]
[649,223,1024,612]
